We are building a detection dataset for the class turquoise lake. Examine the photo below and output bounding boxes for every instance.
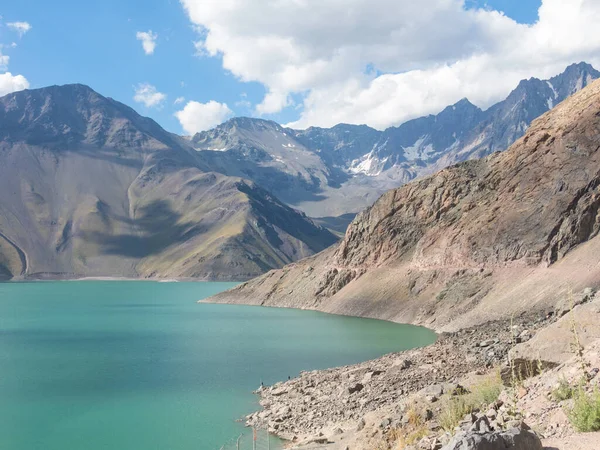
[0,281,436,449]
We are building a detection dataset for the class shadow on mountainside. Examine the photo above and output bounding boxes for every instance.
[62,145,145,169]
[60,144,203,175]
[82,199,209,258]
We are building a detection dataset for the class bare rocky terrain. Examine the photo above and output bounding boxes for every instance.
[209,77,600,332]
[0,85,336,281]
[246,314,549,442]
[205,76,600,449]
[245,290,600,449]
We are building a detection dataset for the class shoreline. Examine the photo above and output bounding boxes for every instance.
[2,276,248,283]
[245,312,554,447]
[242,288,600,449]
[201,298,440,334]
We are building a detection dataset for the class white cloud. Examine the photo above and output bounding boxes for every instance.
[181,0,600,129]
[0,43,29,95]
[136,30,158,55]
[0,54,9,71]
[235,92,252,110]
[133,83,166,107]
[7,21,31,37]
[174,96,185,105]
[175,100,233,134]
[0,72,29,96]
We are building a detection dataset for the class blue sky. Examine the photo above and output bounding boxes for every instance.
[1,0,597,134]
[466,0,541,23]
[1,0,269,132]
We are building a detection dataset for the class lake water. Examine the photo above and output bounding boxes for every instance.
[0,281,436,450]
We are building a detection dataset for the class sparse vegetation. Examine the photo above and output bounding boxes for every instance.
[568,387,600,432]
[562,288,600,432]
[387,423,429,450]
[380,406,431,449]
[568,288,589,376]
[439,372,502,431]
[552,377,575,402]
[440,396,471,432]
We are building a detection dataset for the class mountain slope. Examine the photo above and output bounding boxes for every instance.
[0,85,336,280]
[191,117,347,206]
[192,63,599,218]
[208,78,600,330]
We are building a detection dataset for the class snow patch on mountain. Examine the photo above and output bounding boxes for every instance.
[349,152,387,176]
[402,137,426,160]
[547,81,558,99]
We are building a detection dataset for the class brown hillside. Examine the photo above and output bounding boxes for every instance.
[208,78,600,330]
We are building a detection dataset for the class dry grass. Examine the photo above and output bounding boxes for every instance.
[439,372,503,432]
[382,406,430,450]
[389,425,429,450]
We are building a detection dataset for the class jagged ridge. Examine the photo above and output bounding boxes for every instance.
[208,78,600,330]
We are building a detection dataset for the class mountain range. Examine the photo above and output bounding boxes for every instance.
[0,85,336,280]
[210,77,600,331]
[193,62,600,218]
[0,62,597,281]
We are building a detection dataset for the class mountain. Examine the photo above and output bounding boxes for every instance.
[207,78,600,331]
[191,117,347,206]
[0,85,336,281]
[192,63,600,218]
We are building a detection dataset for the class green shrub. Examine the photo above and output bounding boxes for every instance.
[472,373,503,405]
[439,373,503,432]
[440,397,471,431]
[552,377,574,402]
[568,388,600,432]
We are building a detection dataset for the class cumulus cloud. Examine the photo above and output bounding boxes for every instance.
[133,83,166,107]
[7,21,31,37]
[0,44,29,95]
[180,0,600,129]
[175,100,233,134]
[136,30,158,55]
[174,96,185,105]
[0,72,29,96]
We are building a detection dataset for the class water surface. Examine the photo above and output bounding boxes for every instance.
[0,281,436,449]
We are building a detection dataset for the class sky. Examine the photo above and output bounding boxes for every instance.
[1,0,599,135]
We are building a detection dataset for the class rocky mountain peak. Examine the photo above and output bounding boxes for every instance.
[0,84,179,150]
[548,61,600,101]
[435,98,482,124]
[191,117,287,151]
[0,85,337,281]
[450,97,479,111]
[214,117,282,134]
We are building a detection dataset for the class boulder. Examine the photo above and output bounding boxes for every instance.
[356,418,366,431]
[441,427,543,450]
[505,294,600,384]
[348,383,364,394]
[422,384,444,397]
[555,288,595,317]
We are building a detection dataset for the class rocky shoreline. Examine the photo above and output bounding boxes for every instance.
[243,289,600,449]
[247,313,550,445]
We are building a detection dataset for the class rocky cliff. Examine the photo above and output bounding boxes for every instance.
[208,78,600,330]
